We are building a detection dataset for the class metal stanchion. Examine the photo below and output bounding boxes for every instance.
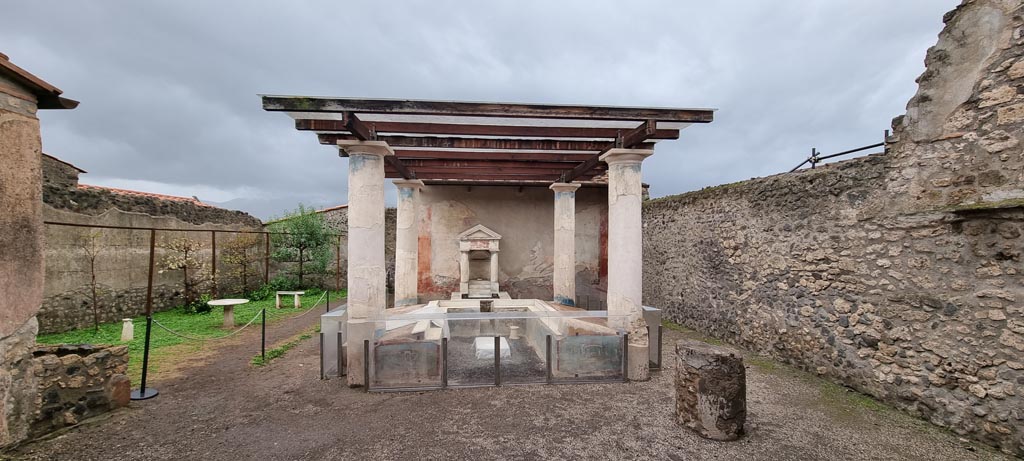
[363,340,370,392]
[494,336,501,387]
[337,331,344,377]
[319,332,325,380]
[546,335,553,384]
[261,308,266,362]
[622,333,629,383]
[132,229,159,400]
[326,290,330,313]
[441,337,448,389]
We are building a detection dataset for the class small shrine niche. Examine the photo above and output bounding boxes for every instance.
[457,224,501,298]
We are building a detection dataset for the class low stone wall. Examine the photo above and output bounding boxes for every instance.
[30,344,129,438]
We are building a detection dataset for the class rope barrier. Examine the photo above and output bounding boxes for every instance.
[149,290,335,342]
[152,308,265,341]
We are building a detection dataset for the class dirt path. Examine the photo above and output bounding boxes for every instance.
[8,311,1010,460]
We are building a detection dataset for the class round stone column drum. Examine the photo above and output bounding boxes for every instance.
[674,339,746,441]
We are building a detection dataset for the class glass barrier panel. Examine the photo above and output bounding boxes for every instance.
[552,333,624,382]
[445,318,496,387]
[370,319,443,389]
[494,317,546,385]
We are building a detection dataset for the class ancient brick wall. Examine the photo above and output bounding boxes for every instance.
[30,344,130,438]
[643,1,1023,455]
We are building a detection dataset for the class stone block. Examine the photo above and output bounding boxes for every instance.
[108,374,130,409]
[674,340,746,441]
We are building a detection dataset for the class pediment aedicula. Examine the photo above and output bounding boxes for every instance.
[457,224,502,241]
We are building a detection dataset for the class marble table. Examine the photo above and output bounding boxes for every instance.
[276,291,306,309]
[208,298,249,328]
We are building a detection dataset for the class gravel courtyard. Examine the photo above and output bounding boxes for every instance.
[6,304,1010,460]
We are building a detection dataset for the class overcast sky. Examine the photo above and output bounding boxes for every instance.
[5,1,957,220]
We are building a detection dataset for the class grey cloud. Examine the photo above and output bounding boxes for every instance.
[2,0,957,219]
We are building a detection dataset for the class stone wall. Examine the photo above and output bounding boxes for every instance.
[40,155,265,334]
[0,57,49,447]
[30,344,129,438]
[643,1,1023,455]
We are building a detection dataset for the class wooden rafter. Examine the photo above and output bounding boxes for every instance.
[264,96,715,123]
[560,120,657,183]
[319,133,653,151]
[393,150,595,162]
[296,119,681,140]
[338,112,416,180]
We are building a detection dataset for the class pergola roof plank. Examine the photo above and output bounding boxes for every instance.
[263,96,714,123]
[261,95,714,185]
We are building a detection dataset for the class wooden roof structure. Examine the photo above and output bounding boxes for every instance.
[261,96,714,185]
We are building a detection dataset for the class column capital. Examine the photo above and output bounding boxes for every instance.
[549,182,581,193]
[337,140,394,157]
[393,179,425,190]
[599,148,653,165]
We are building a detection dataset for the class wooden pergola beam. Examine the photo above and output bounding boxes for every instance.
[320,133,653,151]
[393,150,595,162]
[296,119,681,140]
[341,112,416,180]
[399,159,604,170]
[385,171,599,181]
[560,120,658,183]
[264,96,715,123]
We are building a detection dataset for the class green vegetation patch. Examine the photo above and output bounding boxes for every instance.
[37,289,345,382]
[251,329,316,367]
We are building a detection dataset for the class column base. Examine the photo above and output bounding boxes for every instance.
[627,342,650,381]
[345,321,376,387]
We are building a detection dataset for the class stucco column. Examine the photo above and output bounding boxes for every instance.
[489,250,499,293]
[459,251,470,293]
[599,148,653,381]
[393,179,424,307]
[549,182,581,306]
[339,140,392,387]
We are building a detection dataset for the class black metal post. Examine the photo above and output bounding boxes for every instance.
[319,332,325,380]
[441,337,448,389]
[545,335,553,384]
[622,333,629,383]
[363,340,370,392]
[657,324,663,369]
[494,336,501,387]
[261,308,266,361]
[132,228,158,400]
[326,290,330,313]
[342,331,350,379]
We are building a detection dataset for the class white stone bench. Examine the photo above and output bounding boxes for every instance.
[276,291,305,309]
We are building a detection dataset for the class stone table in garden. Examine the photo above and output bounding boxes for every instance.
[276,291,305,309]
[208,298,249,328]
[675,339,746,441]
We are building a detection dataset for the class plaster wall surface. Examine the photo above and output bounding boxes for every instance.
[0,68,44,446]
[644,1,1024,454]
[415,185,607,303]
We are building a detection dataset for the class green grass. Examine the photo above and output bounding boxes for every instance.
[37,289,345,381]
[251,329,315,367]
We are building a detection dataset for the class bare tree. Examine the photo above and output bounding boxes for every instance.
[78,230,104,331]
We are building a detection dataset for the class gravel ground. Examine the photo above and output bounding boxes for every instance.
[6,304,1010,461]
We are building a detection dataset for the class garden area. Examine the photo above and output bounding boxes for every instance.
[37,205,348,381]
[37,287,345,381]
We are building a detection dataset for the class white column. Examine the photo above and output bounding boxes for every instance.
[549,182,581,306]
[339,140,392,387]
[393,179,424,307]
[459,250,470,293]
[489,250,499,293]
[599,148,653,381]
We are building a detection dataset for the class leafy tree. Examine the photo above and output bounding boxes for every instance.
[268,204,331,287]
[221,234,261,294]
[158,236,207,306]
[78,230,104,331]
